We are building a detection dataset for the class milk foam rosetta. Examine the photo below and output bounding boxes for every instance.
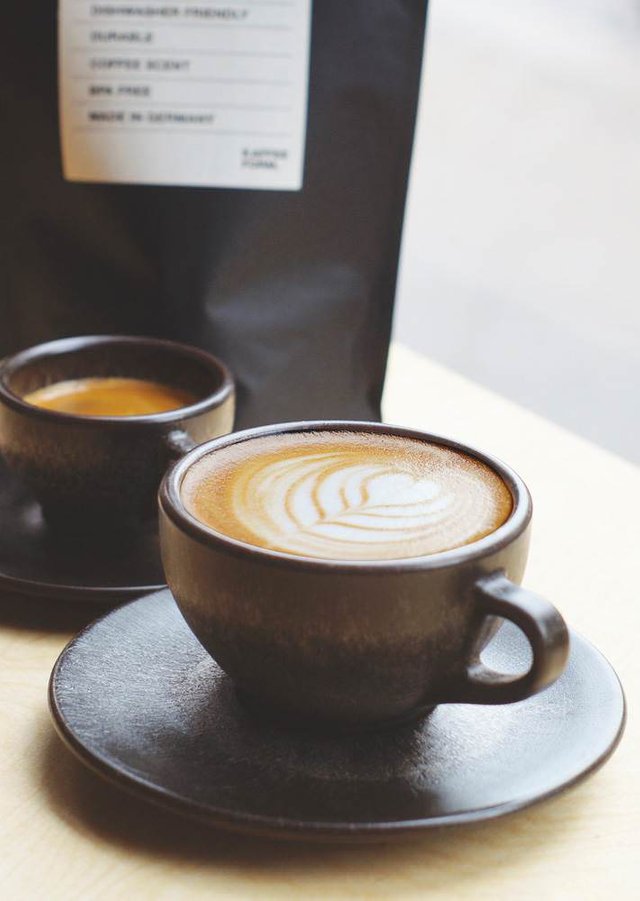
[181,432,513,561]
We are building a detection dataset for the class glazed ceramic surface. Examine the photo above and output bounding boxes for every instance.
[0,336,234,525]
[160,421,569,728]
[49,590,625,842]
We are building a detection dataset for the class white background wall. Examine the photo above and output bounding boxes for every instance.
[394,0,640,463]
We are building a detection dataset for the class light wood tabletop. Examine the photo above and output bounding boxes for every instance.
[0,343,637,899]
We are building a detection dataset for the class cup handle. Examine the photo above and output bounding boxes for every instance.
[164,429,197,460]
[444,571,570,705]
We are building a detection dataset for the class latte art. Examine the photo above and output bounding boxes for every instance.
[181,432,513,561]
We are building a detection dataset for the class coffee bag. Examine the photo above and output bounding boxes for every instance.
[0,2,428,428]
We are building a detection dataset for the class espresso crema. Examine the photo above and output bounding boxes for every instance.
[24,377,195,417]
[181,431,513,561]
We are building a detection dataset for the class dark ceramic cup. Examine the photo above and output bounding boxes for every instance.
[0,336,234,529]
[159,421,569,731]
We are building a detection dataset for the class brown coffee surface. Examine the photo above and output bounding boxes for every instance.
[181,431,513,560]
[24,377,196,417]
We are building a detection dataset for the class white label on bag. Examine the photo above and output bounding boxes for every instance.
[58,1,311,190]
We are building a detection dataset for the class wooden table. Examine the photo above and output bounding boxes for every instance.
[1,343,637,899]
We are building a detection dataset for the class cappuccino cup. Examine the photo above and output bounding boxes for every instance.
[0,335,235,529]
[159,421,569,730]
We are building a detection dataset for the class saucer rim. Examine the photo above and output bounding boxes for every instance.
[0,466,166,604]
[0,569,165,604]
[49,695,626,843]
[48,591,627,842]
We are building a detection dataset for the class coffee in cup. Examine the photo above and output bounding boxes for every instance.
[181,430,513,561]
[160,421,570,730]
[23,377,196,417]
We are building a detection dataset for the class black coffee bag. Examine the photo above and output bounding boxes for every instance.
[0,2,428,428]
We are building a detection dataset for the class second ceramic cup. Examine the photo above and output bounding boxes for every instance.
[0,335,235,528]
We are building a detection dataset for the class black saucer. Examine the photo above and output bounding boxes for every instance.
[49,590,625,842]
[0,463,165,605]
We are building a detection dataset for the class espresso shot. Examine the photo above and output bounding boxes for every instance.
[24,378,197,418]
[0,336,235,533]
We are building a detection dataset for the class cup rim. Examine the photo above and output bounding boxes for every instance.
[0,335,235,427]
[159,420,533,573]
